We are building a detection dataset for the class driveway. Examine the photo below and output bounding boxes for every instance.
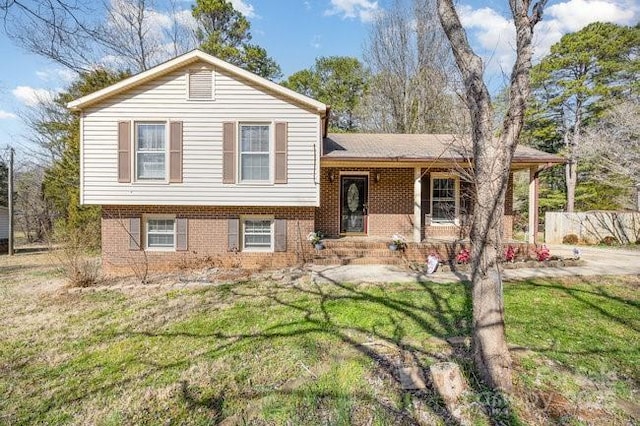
[311,244,640,284]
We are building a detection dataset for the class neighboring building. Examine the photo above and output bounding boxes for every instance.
[0,206,8,254]
[68,50,562,272]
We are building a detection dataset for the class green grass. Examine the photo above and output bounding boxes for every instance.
[0,270,638,424]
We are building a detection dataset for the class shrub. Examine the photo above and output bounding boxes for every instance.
[51,226,101,287]
[504,245,516,262]
[600,235,618,246]
[534,245,550,261]
[562,234,579,244]
[455,248,471,264]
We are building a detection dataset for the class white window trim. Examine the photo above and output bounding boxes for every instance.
[237,122,274,185]
[144,214,176,251]
[430,173,460,226]
[185,67,215,101]
[133,121,169,183]
[241,215,274,252]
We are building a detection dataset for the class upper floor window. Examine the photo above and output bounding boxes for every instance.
[431,175,459,224]
[136,123,166,180]
[188,69,213,100]
[240,124,270,182]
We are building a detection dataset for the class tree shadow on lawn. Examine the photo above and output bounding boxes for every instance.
[506,275,640,388]
[28,273,639,424]
[109,273,520,424]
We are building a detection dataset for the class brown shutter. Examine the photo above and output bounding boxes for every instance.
[228,218,239,251]
[118,121,131,183]
[274,122,288,184]
[129,217,141,250]
[223,122,236,184]
[274,219,287,252]
[169,121,183,183]
[176,218,188,251]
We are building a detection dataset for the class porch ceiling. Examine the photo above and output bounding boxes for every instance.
[322,133,564,167]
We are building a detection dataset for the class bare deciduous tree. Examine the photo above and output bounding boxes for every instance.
[579,99,640,209]
[359,0,467,134]
[1,0,196,73]
[437,0,546,391]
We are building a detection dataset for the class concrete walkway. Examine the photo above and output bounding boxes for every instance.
[311,244,640,284]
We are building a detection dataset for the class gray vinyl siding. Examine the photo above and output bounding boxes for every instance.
[82,61,321,206]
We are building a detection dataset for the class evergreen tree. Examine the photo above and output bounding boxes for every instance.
[38,69,130,247]
[192,0,281,80]
[283,57,370,132]
[525,22,640,211]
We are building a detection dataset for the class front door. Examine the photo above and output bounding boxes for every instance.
[340,176,368,234]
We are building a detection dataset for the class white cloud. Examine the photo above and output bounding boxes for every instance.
[458,0,640,77]
[325,0,381,23]
[35,67,77,85]
[12,86,55,107]
[0,110,17,120]
[229,0,256,18]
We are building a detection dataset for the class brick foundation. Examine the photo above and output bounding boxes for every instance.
[102,205,315,274]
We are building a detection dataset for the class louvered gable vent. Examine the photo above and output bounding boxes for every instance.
[188,69,213,99]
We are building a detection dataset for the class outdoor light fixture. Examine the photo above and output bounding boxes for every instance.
[328,170,336,182]
[375,172,381,183]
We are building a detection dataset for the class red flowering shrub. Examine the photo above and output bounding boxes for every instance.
[504,245,516,262]
[456,248,471,264]
[535,245,550,261]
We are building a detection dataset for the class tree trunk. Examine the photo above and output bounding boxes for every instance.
[565,159,577,212]
[437,0,544,392]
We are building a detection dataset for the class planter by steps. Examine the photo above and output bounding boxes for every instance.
[314,242,325,250]
[388,243,398,251]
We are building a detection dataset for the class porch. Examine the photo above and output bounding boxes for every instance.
[317,133,564,245]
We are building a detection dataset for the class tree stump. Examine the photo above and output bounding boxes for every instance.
[429,362,467,406]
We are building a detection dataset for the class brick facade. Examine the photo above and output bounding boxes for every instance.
[102,205,315,274]
[316,166,515,241]
[101,170,515,274]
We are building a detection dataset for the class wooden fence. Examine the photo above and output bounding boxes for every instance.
[545,211,640,244]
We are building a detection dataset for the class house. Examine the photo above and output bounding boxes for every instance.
[0,206,8,254]
[68,50,562,271]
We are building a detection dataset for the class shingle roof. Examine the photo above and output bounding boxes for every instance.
[323,133,563,164]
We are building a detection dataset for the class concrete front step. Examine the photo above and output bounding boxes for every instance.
[312,256,406,266]
[318,248,404,258]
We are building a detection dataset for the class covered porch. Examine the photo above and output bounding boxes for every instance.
[316,134,564,244]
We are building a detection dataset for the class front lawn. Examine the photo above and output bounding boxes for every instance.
[0,255,638,424]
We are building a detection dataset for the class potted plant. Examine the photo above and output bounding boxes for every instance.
[307,231,324,250]
[389,234,407,251]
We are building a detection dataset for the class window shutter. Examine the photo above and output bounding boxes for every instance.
[118,121,131,183]
[274,219,287,252]
[274,122,288,184]
[169,121,183,183]
[228,218,239,251]
[129,217,141,250]
[176,218,188,251]
[223,122,236,184]
[188,69,212,99]
[421,172,431,215]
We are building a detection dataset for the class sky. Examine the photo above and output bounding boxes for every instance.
[0,0,638,157]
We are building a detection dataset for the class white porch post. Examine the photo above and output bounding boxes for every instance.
[528,167,539,244]
[414,167,422,242]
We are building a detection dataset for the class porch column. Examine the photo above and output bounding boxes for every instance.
[414,167,422,242]
[528,166,539,244]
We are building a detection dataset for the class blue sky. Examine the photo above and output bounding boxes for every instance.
[0,0,638,157]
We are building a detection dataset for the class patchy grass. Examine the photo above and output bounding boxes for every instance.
[0,253,638,424]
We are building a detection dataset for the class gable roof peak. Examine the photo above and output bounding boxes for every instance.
[67,49,327,114]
